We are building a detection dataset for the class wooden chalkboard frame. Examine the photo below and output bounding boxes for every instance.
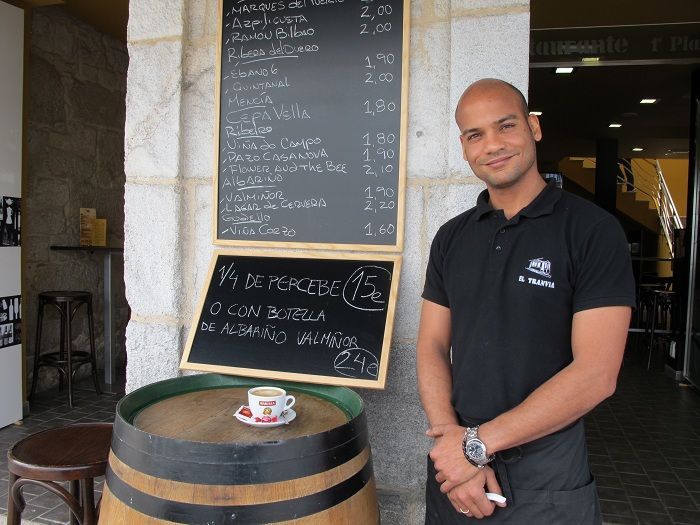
[212,0,410,252]
[180,250,402,389]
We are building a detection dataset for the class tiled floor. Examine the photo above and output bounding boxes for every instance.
[0,342,698,525]
[587,336,700,525]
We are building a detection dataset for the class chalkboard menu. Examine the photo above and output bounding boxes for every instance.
[214,0,409,250]
[181,251,401,388]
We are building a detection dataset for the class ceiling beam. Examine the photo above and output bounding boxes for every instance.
[2,0,65,8]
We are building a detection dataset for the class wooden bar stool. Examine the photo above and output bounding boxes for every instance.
[30,291,101,407]
[6,422,113,525]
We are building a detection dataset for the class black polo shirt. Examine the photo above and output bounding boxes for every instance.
[422,183,635,423]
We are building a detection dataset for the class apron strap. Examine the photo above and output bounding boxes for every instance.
[492,457,515,504]
[492,446,523,506]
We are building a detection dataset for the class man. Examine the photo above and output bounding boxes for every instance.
[417,78,635,523]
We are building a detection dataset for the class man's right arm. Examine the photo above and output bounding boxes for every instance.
[416,299,456,426]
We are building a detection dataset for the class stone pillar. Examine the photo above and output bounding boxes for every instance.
[124,0,188,390]
[123,1,530,523]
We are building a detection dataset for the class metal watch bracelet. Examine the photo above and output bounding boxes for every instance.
[461,425,495,468]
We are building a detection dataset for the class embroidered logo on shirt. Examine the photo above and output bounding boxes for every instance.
[525,258,551,278]
[518,258,555,288]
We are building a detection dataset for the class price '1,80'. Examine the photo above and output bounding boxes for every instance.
[364,99,397,116]
[363,132,396,146]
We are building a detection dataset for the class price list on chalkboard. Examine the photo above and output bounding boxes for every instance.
[216,0,407,249]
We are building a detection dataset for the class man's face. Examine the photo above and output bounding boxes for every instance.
[456,86,541,190]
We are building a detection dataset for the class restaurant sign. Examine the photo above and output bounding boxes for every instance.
[530,23,700,65]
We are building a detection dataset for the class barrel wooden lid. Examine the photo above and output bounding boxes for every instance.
[133,387,348,443]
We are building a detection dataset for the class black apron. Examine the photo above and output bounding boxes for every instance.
[425,420,602,524]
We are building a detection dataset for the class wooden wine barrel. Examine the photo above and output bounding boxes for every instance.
[98,374,378,524]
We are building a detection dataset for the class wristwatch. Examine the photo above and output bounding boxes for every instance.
[462,426,495,468]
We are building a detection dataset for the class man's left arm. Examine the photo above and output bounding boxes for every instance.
[430,304,630,492]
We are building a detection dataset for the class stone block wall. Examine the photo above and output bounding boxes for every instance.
[124,1,529,522]
[24,7,129,393]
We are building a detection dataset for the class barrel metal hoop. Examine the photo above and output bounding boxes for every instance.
[105,458,374,524]
[111,412,369,484]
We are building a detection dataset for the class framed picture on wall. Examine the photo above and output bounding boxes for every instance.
[0,295,21,349]
[0,196,21,247]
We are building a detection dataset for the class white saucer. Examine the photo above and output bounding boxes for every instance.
[234,405,297,428]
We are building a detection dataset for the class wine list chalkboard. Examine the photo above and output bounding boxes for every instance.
[180,250,401,388]
[214,0,409,250]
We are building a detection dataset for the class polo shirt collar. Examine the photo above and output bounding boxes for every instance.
[475,181,561,221]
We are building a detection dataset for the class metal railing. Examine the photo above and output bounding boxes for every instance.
[617,159,683,257]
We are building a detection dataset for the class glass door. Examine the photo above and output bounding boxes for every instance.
[684,71,700,388]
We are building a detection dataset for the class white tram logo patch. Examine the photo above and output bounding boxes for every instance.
[518,258,555,289]
[526,258,551,278]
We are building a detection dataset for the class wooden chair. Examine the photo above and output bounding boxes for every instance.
[6,422,113,525]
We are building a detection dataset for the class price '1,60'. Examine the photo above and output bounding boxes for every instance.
[364,222,396,236]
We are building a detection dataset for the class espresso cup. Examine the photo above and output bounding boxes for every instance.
[247,386,295,422]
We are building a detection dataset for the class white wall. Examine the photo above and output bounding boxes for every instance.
[0,0,25,429]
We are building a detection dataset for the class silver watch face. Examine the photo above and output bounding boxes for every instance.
[467,439,487,462]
